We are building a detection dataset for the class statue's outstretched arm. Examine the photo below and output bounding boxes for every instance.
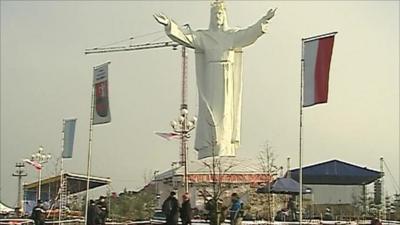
[232,8,277,48]
[154,13,195,48]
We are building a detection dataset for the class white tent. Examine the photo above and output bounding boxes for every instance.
[0,202,14,213]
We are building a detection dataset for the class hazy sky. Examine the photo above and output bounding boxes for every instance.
[1,1,399,206]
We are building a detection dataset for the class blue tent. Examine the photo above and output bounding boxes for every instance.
[256,177,312,194]
[289,159,382,185]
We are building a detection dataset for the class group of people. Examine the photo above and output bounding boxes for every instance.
[162,192,192,225]
[162,191,244,225]
[86,196,108,225]
[29,196,108,225]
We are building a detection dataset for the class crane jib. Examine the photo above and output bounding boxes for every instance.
[84,41,179,55]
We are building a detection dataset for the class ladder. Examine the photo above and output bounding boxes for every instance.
[58,175,68,221]
[45,175,68,220]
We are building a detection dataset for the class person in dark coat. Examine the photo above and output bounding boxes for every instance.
[162,191,179,225]
[30,200,46,225]
[180,193,192,225]
[87,199,100,225]
[97,196,108,225]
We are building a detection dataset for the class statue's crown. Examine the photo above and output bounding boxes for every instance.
[211,0,225,10]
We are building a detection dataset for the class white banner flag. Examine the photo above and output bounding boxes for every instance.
[93,63,111,125]
[62,118,77,158]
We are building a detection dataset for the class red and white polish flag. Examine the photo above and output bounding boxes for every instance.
[303,34,336,107]
[155,132,180,141]
[23,159,42,170]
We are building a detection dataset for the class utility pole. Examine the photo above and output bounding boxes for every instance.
[12,162,27,217]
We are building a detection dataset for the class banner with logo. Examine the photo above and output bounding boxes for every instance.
[93,63,111,125]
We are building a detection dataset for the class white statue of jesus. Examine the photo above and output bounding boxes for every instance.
[155,1,276,159]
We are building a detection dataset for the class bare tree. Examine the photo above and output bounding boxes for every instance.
[199,122,237,225]
[258,142,279,221]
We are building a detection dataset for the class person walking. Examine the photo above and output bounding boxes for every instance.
[229,193,243,225]
[287,196,297,221]
[87,199,100,225]
[30,200,46,225]
[180,193,192,225]
[162,191,179,225]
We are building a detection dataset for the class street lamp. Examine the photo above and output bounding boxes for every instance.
[170,105,196,193]
[153,170,160,207]
[30,145,51,201]
[153,170,160,196]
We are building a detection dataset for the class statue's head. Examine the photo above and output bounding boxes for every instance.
[209,0,228,31]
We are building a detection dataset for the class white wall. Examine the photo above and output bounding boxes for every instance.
[307,185,363,204]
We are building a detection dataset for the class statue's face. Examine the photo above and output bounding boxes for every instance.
[209,4,227,31]
[216,9,225,27]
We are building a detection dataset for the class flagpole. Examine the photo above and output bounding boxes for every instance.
[59,119,65,223]
[299,38,305,224]
[84,62,110,225]
[84,72,96,225]
[299,32,336,222]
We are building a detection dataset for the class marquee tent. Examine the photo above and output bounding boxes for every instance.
[289,159,382,185]
[256,177,312,194]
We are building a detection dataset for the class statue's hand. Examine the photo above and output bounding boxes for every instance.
[153,13,170,26]
[260,8,276,32]
[263,8,277,21]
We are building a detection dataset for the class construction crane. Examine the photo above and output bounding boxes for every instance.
[84,40,179,54]
[84,38,195,193]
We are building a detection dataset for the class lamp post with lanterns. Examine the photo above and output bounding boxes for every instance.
[168,46,196,193]
[170,105,196,193]
[30,145,51,200]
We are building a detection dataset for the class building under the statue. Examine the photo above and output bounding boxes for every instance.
[143,157,278,217]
